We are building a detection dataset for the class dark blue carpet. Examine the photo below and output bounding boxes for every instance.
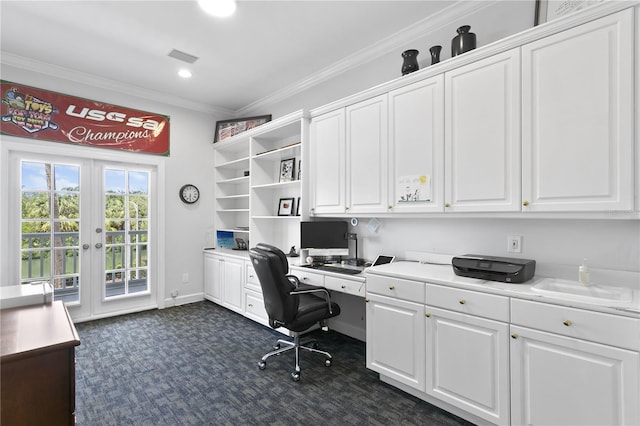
[75,301,473,425]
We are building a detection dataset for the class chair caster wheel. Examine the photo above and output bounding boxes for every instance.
[325,359,332,367]
[258,361,266,370]
[291,372,301,381]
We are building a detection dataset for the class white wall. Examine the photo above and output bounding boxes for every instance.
[352,218,640,288]
[257,0,537,118]
[0,64,219,306]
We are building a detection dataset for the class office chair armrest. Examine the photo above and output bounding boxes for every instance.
[290,284,334,315]
[286,274,301,287]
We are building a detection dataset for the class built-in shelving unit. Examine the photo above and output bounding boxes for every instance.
[213,110,309,250]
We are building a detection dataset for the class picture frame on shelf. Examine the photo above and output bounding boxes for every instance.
[296,197,301,216]
[278,198,295,216]
[213,114,272,143]
[297,159,302,180]
[534,0,603,25]
[279,158,295,183]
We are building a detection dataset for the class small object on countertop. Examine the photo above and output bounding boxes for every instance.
[287,246,299,257]
[579,258,591,285]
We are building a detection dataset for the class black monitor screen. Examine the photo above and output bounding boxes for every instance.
[300,221,348,256]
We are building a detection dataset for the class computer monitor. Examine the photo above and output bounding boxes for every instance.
[300,221,348,257]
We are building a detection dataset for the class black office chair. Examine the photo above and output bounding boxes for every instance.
[249,243,340,381]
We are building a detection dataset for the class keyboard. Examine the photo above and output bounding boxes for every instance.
[315,265,362,275]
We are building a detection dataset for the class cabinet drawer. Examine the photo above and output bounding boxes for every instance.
[367,274,424,303]
[244,290,269,324]
[426,284,509,322]
[325,276,365,297]
[293,269,325,287]
[245,263,260,293]
[511,298,640,351]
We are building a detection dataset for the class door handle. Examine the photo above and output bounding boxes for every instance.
[95,243,103,249]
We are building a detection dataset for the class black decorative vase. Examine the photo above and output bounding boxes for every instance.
[401,49,419,75]
[429,45,442,65]
[451,25,476,57]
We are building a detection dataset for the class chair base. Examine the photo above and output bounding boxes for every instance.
[257,333,332,381]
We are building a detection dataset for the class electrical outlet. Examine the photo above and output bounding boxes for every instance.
[182,273,189,283]
[170,290,178,298]
[508,235,522,253]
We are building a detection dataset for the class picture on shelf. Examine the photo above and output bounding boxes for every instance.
[278,197,295,216]
[296,197,301,216]
[297,159,302,180]
[213,114,272,143]
[279,158,296,182]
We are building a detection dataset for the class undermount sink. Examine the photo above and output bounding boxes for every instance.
[531,278,633,305]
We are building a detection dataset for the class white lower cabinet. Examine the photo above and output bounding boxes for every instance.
[425,306,509,425]
[203,252,244,314]
[510,299,640,426]
[366,275,426,391]
[366,292,425,392]
[366,274,640,426]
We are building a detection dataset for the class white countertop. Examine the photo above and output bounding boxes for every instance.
[366,261,640,319]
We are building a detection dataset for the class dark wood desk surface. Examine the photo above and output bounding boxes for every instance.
[1,300,80,425]
[1,300,80,361]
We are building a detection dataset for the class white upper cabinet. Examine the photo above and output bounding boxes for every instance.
[445,49,521,212]
[388,76,445,213]
[309,109,346,215]
[521,9,634,212]
[346,94,389,214]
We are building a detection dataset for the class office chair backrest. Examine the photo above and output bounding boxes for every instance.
[255,243,288,271]
[249,246,299,327]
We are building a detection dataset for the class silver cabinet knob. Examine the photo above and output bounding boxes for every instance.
[95,243,103,249]
[82,244,90,250]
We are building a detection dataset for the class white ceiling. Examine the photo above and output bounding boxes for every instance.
[1,0,463,114]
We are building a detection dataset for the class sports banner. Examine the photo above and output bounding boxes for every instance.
[0,80,170,156]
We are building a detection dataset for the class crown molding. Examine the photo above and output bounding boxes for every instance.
[237,0,497,115]
[0,52,234,116]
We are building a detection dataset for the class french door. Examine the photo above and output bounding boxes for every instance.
[10,148,160,321]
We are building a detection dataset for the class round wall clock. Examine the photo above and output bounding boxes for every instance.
[179,184,200,204]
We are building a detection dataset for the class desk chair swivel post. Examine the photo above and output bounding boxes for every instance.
[249,244,341,381]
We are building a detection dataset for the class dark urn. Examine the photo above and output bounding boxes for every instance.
[451,25,476,57]
[429,45,442,65]
[401,49,419,75]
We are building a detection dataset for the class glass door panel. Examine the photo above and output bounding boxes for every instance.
[104,168,149,298]
[20,161,81,303]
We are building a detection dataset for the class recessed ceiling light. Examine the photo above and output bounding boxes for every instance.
[198,0,236,17]
[178,69,193,78]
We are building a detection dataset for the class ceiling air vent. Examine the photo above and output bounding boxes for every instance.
[168,49,199,64]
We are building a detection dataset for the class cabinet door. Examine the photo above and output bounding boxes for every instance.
[309,109,346,214]
[425,306,510,426]
[346,95,389,214]
[222,257,244,314]
[510,325,639,426]
[445,49,521,212]
[366,292,425,391]
[389,76,444,213]
[203,253,221,303]
[522,9,634,212]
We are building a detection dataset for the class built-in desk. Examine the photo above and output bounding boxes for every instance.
[1,301,80,425]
